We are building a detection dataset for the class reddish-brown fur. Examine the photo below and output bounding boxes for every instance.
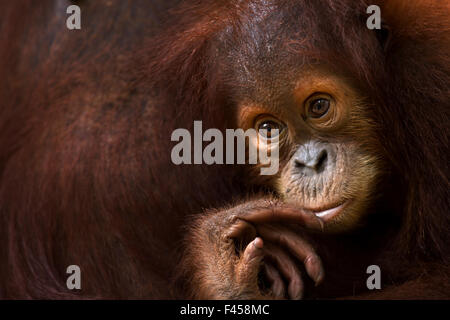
[0,0,449,299]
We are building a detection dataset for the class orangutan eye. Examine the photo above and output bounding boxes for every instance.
[256,118,284,139]
[308,98,330,118]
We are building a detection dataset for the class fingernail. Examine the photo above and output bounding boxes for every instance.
[253,237,264,249]
[289,285,303,300]
[314,270,324,286]
[305,256,323,284]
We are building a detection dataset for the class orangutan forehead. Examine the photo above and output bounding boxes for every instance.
[216,2,374,100]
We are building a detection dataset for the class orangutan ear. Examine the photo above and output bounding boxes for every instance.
[375,20,391,52]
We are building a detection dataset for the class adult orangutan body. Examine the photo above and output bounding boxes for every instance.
[0,1,449,299]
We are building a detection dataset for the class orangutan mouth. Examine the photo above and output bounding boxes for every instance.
[309,200,351,221]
